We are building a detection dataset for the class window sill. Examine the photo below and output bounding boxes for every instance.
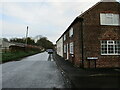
[100,25,120,26]
[101,54,120,56]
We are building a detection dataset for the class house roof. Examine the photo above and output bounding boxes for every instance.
[101,0,118,2]
[56,17,83,43]
[78,0,119,18]
[56,0,120,43]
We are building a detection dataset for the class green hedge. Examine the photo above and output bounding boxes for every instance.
[1,51,41,63]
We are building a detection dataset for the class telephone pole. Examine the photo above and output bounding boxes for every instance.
[25,26,28,46]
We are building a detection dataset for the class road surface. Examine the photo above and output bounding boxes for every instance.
[1,52,66,89]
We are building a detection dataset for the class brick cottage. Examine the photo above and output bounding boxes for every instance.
[56,0,120,68]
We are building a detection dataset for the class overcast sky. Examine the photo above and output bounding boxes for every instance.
[0,0,120,44]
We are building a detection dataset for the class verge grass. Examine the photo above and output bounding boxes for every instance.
[1,51,41,63]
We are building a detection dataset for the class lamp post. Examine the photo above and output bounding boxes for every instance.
[25,26,28,46]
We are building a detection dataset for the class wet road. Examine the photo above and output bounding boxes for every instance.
[2,52,66,88]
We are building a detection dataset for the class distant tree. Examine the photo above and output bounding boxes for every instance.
[2,38,8,42]
[34,35,43,43]
[10,36,53,49]
[26,37,35,45]
[36,37,53,50]
[10,37,35,45]
[10,38,25,43]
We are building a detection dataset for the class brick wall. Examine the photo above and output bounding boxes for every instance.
[61,2,120,68]
[81,2,120,68]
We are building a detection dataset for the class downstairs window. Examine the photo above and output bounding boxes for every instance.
[101,40,120,55]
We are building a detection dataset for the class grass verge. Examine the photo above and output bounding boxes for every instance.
[1,50,41,63]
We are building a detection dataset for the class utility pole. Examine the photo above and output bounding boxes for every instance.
[25,26,28,46]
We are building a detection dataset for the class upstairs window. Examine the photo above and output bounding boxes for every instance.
[69,27,73,37]
[101,40,120,55]
[64,34,66,41]
[100,13,120,26]
[64,44,66,53]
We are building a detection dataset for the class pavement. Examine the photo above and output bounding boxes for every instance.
[53,53,120,89]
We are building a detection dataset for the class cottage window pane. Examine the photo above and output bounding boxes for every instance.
[118,45,120,54]
[108,45,114,54]
[115,41,117,44]
[106,14,113,25]
[106,14,113,17]
[101,40,120,55]
[108,40,114,44]
[115,41,120,54]
[69,27,73,37]
[113,14,120,25]
[70,42,74,54]
[64,45,66,53]
[115,45,118,53]
[102,50,105,54]
[100,13,120,26]
[64,35,66,41]
[102,49,107,54]
[101,41,107,55]
[100,13,106,25]
[117,41,120,44]
[102,41,107,44]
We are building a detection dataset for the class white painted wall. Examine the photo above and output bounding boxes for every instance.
[0,39,15,50]
[56,37,63,57]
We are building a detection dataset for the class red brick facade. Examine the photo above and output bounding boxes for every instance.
[56,1,120,68]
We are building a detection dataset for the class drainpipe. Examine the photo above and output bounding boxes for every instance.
[79,18,84,68]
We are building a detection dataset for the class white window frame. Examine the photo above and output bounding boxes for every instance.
[100,13,120,26]
[69,42,74,54]
[69,27,73,37]
[64,34,66,41]
[101,40,120,55]
[64,44,66,53]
